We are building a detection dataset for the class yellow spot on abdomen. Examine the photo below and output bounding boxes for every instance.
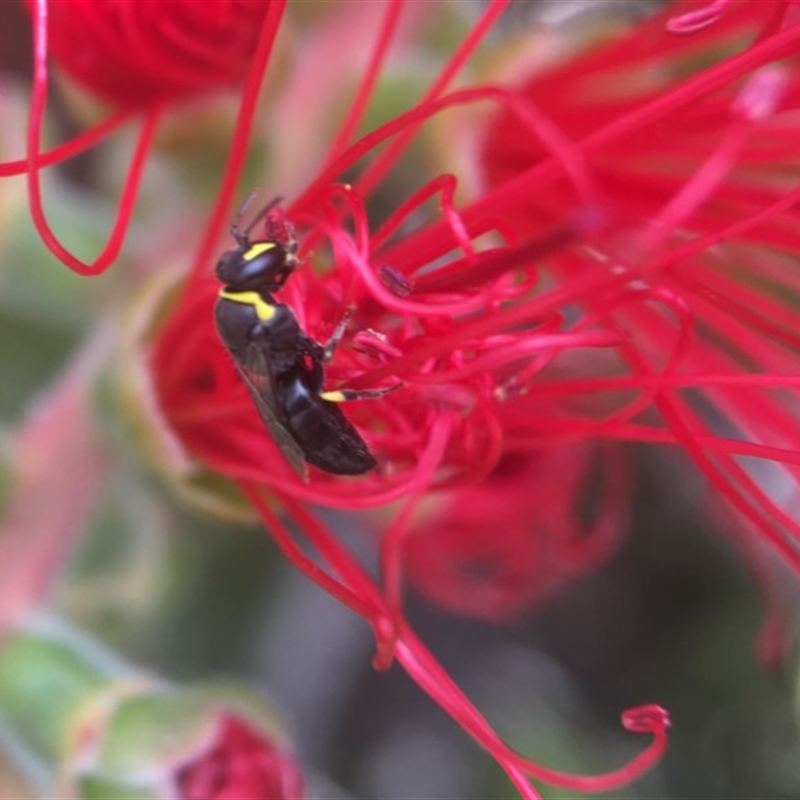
[320,390,347,402]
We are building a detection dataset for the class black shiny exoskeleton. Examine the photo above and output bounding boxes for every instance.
[214,197,387,481]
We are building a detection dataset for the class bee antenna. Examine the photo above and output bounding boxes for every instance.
[230,190,259,246]
[245,196,284,238]
[230,193,285,245]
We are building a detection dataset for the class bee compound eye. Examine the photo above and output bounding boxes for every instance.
[215,248,246,283]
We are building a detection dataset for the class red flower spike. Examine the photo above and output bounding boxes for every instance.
[175,715,304,800]
[148,37,656,787]
[27,0,274,106]
[106,0,800,793]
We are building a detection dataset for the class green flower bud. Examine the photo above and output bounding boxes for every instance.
[0,617,304,800]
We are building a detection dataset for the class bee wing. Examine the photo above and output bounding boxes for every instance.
[235,342,309,483]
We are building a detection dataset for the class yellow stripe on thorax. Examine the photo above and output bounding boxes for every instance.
[244,242,276,261]
[219,289,276,321]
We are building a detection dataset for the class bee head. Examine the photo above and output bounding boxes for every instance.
[216,194,298,291]
[215,236,297,292]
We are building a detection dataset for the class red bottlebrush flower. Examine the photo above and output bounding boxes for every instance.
[473,0,800,580]
[143,3,674,794]
[149,194,624,509]
[124,0,800,795]
[27,0,275,106]
[404,445,629,622]
[176,715,304,800]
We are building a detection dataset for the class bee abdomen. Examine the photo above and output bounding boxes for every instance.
[280,378,376,475]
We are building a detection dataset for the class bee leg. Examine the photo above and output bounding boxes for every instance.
[312,312,403,401]
[320,309,353,363]
[319,384,401,403]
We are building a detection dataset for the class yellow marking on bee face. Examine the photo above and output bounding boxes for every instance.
[320,390,347,403]
[244,241,276,261]
[219,289,276,321]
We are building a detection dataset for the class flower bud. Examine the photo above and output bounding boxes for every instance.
[0,617,303,800]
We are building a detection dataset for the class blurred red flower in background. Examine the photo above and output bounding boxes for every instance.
[25,0,273,106]
[404,445,629,623]
[15,0,285,275]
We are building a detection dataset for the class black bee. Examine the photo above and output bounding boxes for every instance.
[214,196,392,481]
